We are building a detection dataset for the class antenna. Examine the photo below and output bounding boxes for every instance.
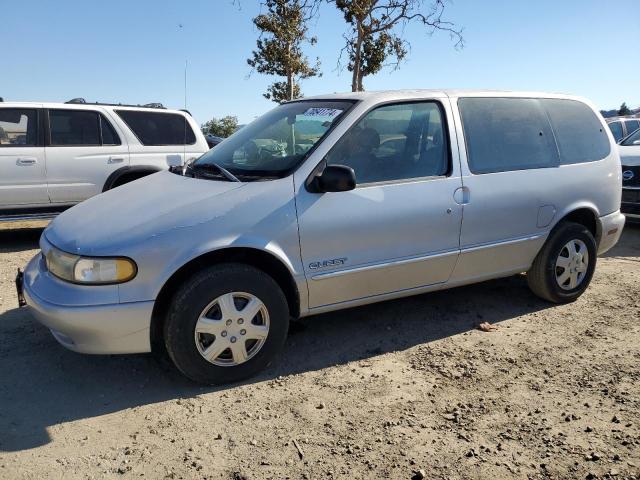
[184,59,188,110]
[179,22,188,164]
[178,22,187,111]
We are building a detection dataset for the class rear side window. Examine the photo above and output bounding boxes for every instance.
[116,110,196,146]
[541,99,610,165]
[49,110,121,146]
[608,121,624,142]
[50,110,100,146]
[458,98,559,174]
[0,108,38,146]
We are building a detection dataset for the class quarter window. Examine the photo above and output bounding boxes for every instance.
[100,115,121,145]
[608,121,624,142]
[326,102,449,184]
[541,99,611,165]
[459,97,559,174]
[0,108,38,146]
[116,110,196,146]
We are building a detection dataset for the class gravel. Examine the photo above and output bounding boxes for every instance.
[0,224,639,479]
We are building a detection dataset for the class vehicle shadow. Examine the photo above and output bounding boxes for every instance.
[0,274,553,452]
[0,227,42,253]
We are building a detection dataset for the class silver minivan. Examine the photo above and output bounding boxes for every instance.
[18,90,625,384]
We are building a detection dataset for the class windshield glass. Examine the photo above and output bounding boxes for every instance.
[621,128,640,146]
[194,100,355,178]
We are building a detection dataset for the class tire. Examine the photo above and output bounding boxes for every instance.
[527,221,597,303]
[164,263,289,385]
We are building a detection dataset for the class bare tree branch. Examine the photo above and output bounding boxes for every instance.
[331,0,464,91]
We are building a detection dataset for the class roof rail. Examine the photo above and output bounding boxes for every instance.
[143,102,165,109]
[64,99,166,109]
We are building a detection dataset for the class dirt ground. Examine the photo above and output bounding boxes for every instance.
[0,224,638,480]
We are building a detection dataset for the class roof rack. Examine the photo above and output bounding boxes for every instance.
[64,98,166,109]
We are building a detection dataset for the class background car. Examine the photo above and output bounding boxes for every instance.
[618,128,640,222]
[0,98,208,223]
[606,117,640,142]
[205,134,224,149]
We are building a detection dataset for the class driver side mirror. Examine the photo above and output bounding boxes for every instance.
[309,164,356,193]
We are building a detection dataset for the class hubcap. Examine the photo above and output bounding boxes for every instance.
[194,292,270,367]
[555,239,589,291]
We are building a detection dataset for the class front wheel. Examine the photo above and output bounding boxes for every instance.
[527,222,597,303]
[164,263,289,384]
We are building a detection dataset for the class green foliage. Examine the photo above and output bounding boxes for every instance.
[265,81,302,102]
[248,0,321,103]
[332,0,463,91]
[201,116,239,138]
[618,102,632,116]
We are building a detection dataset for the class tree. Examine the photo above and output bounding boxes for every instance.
[201,116,239,138]
[332,0,463,92]
[618,102,631,116]
[248,0,321,103]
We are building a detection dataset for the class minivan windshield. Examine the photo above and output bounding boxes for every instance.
[193,100,355,179]
[621,128,640,146]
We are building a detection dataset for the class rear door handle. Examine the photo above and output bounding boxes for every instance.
[16,157,37,166]
[108,157,124,164]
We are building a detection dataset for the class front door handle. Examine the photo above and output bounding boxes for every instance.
[16,157,37,166]
[108,157,124,164]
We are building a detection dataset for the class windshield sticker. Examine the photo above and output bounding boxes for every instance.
[303,107,343,118]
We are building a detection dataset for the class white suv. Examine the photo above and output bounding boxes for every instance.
[0,99,208,222]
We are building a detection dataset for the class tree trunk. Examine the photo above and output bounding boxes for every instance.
[286,40,294,101]
[287,71,294,101]
[351,23,364,92]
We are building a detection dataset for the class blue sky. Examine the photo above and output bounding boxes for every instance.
[3,0,639,124]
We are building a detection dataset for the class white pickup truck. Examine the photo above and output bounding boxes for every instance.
[0,99,209,223]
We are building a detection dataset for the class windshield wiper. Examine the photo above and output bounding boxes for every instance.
[188,162,240,182]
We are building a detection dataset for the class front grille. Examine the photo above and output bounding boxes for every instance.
[622,165,640,188]
[622,189,640,203]
[622,202,640,215]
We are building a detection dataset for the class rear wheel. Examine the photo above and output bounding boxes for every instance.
[527,222,597,303]
[164,263,289,384]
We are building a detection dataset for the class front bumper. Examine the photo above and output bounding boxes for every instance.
[597,210,626,255]
[21,254,153,354]
[621,188,640,222]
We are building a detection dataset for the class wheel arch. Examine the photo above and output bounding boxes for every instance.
[149,246,301,354]
[554,205,600,244]
[102,166,164,192]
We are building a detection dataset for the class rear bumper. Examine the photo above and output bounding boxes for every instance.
[597,210,626,255]
[22,255,153,354]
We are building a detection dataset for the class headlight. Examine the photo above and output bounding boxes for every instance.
[45,246,137,284]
